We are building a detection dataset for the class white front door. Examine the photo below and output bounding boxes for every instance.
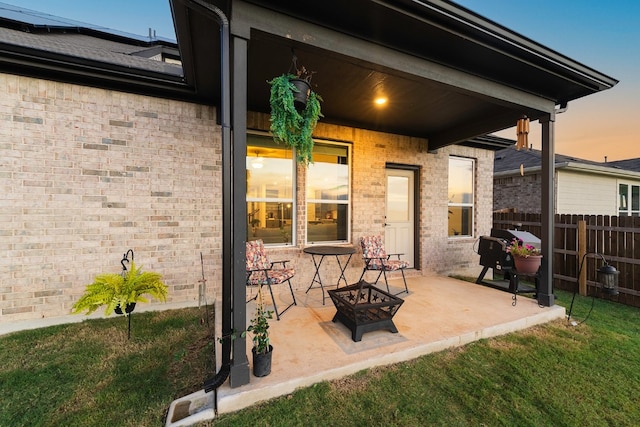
[385,169,415,268]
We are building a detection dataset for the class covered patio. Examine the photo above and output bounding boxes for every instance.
[168,0,616,400]
[166,275,565,424]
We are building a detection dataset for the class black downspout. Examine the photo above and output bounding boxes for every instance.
[538,113,555,307]
[189,0,233,393]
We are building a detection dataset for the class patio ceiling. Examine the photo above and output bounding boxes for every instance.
[170,0,617,150]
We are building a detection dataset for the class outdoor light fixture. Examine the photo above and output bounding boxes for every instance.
[516,116,529,150]
[597,262,620,296]
[567,252,619,325]
[374,96,388,106]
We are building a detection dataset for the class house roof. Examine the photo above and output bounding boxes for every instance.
[0,2,195,100]
[0,1,619,150]
[170,0,618,149]
[606,158,640,173]
[0,27,181,75]
[461,135,513,151]
[0,2,176,44]
[494,145,640,179]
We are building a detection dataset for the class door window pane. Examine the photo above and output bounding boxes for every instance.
[386,176,409,222]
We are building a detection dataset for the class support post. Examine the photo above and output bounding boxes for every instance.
[538,113,555,306]
[228,34,250,387]
[578,220,587,296]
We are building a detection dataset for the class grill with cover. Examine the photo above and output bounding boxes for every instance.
[475,229,541,305]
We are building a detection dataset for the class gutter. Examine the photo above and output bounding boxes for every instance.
[0,43,198,102]
[495,162,640,180]
[421,0,619,92]
[178,0,233,395]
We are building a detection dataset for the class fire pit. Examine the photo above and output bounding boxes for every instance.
[327,280,404,342]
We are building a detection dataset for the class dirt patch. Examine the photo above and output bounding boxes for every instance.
[330,366,391,394]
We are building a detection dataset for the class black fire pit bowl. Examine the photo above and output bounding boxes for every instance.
[327,280,404,342]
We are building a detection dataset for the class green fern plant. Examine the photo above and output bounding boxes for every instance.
[72,261,168,316]
[268,73,323,165]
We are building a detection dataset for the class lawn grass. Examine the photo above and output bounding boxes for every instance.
[1,290,639,426]
[208,289,640,426]
[0,306,217,427]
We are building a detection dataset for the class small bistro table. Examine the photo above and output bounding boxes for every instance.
[303,245,357,304]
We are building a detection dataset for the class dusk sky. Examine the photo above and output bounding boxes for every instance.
[11,0,640,162]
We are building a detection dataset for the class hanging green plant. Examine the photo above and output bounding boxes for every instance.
[72,261,168,316]
[268,68,323,165]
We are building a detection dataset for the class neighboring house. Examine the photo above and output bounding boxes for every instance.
[494,145,640,215]
[607,158,640,173]
[1,0,616,387]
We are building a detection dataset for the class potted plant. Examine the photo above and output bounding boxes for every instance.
[247,287,274,377]
[507,238,542,275]
[72,260,168,317]
[268,63,323,165]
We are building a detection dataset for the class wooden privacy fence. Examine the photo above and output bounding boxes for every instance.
[493,213,640,308]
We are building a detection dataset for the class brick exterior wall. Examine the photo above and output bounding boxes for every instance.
[493,173,543,213]
[1,74,221,324]
[248,112,493,287]
[1,74,493,329]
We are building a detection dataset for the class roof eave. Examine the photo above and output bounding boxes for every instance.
[428,0,619,96]
[241,0,619,101]
[496,162,640,180]
[459,135,514,151]
[0,42,199,102]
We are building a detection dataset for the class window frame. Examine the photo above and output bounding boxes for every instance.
[246,133,296,247]
[618,181,640,217]
[305,140,352,245]
[447,156,475,238]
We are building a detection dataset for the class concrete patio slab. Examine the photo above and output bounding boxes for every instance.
[166,273,565,426]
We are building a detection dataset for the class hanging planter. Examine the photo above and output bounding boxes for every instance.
[268,58,323,165]
[71,250,168,339]
[71,261,167,317]
[289,78,311,110]
[114,302,136,315]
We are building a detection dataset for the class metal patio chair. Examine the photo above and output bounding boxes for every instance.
[359,235,409,295]
[246,239,297,320]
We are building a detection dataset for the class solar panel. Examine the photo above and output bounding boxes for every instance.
[0,2,175,43]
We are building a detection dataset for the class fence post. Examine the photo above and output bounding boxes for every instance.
[578,220,587,296]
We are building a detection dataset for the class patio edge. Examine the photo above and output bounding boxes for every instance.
[216,304,566,414]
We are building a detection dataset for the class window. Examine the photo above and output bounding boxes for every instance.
[619,182,640,216]
[306,143,350,243]
[246,134,295,245]
[448,156,474,237]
